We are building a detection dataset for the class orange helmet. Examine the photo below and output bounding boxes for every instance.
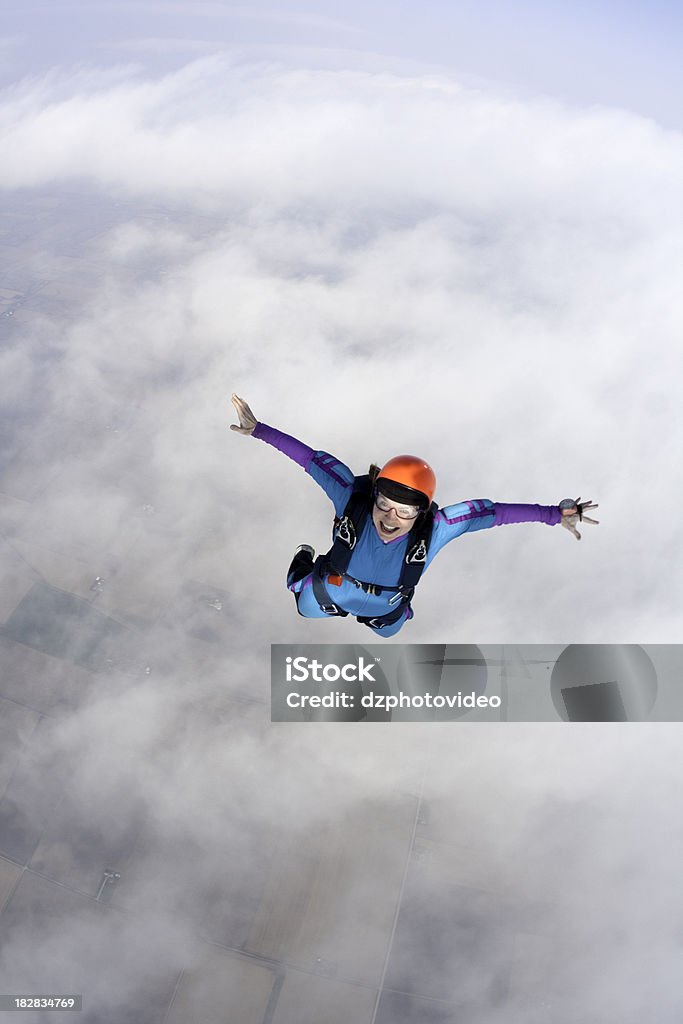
[376,455,436,508]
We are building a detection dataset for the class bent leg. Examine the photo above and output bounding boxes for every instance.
[287,547,315,588]
[292,578,333,619]
[287,548,330,619]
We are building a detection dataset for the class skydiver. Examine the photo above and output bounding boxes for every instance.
[230,393,599,637]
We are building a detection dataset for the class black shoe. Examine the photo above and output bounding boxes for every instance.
[287,545,316,586]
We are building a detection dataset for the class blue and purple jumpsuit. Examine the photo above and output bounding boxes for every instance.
[254,422,562,637]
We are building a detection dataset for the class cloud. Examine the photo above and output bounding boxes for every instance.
[1,54,682,1020]
[3,53,680,631]
[1,57,681,641]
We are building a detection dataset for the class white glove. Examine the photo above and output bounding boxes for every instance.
[230,393,257,436]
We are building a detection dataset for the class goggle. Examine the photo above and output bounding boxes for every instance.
[374,492,421,520]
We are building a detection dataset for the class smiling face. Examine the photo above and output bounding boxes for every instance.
[371,493,421,542]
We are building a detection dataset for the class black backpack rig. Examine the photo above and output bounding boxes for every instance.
[310,474,437,631]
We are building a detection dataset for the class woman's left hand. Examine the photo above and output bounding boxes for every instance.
[559,498,600,541]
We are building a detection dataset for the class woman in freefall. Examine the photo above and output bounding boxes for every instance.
[231,394,598,638]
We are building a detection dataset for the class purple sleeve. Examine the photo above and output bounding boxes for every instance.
[493,503,562,526]
[252,422,315,471]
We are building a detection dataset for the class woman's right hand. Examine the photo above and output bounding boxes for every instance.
[230,393,258,435]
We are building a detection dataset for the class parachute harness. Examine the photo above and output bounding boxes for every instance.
[311,475,436,629]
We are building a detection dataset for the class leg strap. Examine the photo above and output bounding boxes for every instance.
[311,556,349,617]
[357,599,410,630]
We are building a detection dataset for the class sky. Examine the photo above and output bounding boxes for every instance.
[3,1,683,125]
[1,2,682,1021]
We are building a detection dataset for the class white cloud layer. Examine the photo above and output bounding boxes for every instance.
[2,56,681,638]
[0,55,682,1020]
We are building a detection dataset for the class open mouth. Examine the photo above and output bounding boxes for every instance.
[379,521,400,536]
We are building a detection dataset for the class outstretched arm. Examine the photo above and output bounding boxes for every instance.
[229,393,354,513]
[485,499,598,540]
[429,496,599,558]
[487,499,598,538]
[435,499,561,537]
[493,502,562,526]
[231,393,314,468]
